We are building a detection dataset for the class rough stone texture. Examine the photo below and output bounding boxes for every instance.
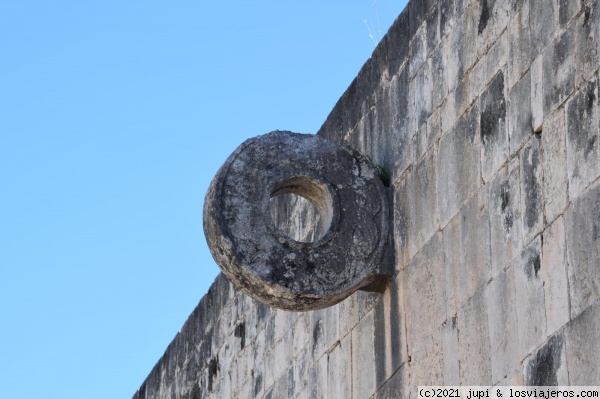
[135,0,600,397]
[203,131,392,311]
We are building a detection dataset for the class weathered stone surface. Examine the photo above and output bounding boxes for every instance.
[444,192,491,316]
[519,137,543,246]
[576,2,600,86]
[542,216,570,336]
[480,70,509,182]
[438,104,481,227]
[486,266,519,382]
[565,181,600,320]
[531,55,544,132]
[457,288,492,385]
[530,0,557,57]
[541,108,568,223]
[525,333,569,385]
[508,70,532,155]
[352,310,376,399]
[402,232,446,352]
[486,158,522,276]
[566,75,600,200]
[514,237,547,358]
[543,23,576,116]
[565,301,600,385]
[204,131,392,311]
[508,1,532,88]
[327,335,352,399]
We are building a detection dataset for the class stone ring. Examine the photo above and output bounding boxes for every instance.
[203,131,392,311]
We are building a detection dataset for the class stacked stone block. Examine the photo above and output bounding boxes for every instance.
[135,0,600,397]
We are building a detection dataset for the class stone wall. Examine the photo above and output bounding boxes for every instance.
[134,0,600,397]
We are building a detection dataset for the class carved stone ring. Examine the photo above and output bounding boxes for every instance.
[203,131,392,311]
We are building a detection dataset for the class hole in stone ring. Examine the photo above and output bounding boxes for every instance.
[268,176,334,243]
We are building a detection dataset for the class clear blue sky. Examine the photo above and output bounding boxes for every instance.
[0,1,408,397]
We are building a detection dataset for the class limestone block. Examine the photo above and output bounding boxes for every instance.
[508,1,532,89]
[444,193,492,316]
[372,365,409,399]
[407,147,439,259]
[352,310,376,399]
[486,267,519,383]
[442,317,460,385]
[327,335,352,399]
[445,10,468,92]
[576,2,600,86]
[427,104,443,151]
[374,278,404,385]
[405,327,444,386]
[565,301,600,385]
[566,75,600,200]
[410,59,434,134]
[559,0,581,27]
[542,216,570,338]
[565,181,600,320]
[292,313,310,358]
[310,305,340,360]
[541,108,568,223]
[525,333,569,386]
[457,289,493,385]
[410,23,428,78]
[480,70,509,182]
[531,55,544,132]
[402,233,446,352]
[441,91,457,135]
[519,137,543,246]
[508,71,533,156]
[543,24,576,116]
[390,68,414,181]
[514,237,547,358]
[289,345,311,397]
[455,72,472,118]
[530,0,558,57]
[431,45,448,112]
[413,118,429,164]
[476,0,511,58]
[439,0,457,39]
[438,104,481,227]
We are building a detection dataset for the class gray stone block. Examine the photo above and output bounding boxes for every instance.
[543,23,576,116]
[407,147,439,259]
[508,1,532,89]
[431,45,448,112]
[565,181,600,320]
[480,70,509,182]
[531,55,544,132]
[486,267,519,383]
[565,301,600,385]
[514,236,547,358]
[541,108,568,223]
[410,58,433,134]
[566,75,600,200]
[542,216,570,338]
[410,23,428,78]
[525,333,569,386]
[438,104,481,227]
[530,0,558,57]
[576,2,600,86]
[352,310,376,399]
[476,0,511,57]
[457,288,493,385]
[509,70,533,156]
[442,317,460,385]
[327,335,352,399]
[559,0,582,27]
[484,158,523,277]
[372,365,408,399]
[405,326,444,386]
[444,193,492,316]
[402,233,446,351]
[520,137,543,246]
